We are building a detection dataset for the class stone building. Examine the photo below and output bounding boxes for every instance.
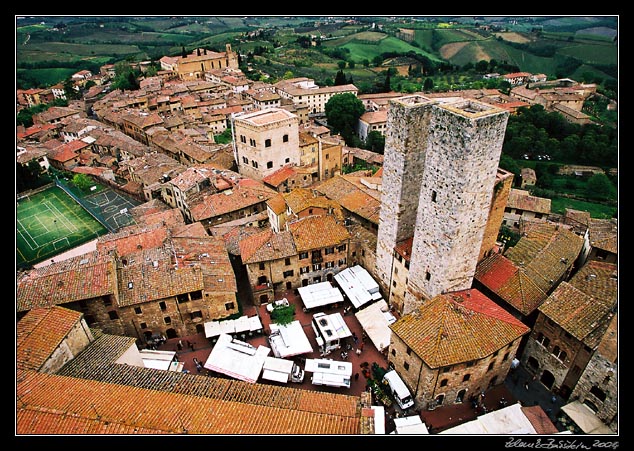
[239,228,298,304]
[502,188,551,231]
[296,132,343,184]
[16,221,239,342]
[474,221,585,331]
[376,95,509,315]
[169,45,239,81]
[479,168,515,263]
[232,108,301,181]
[238,214,351,304]
[519,167,536,189]
[273,78,358,116]
[16,305,366,435]
[521,260,617,408]
[186,176,277,231]
[388,289,530,411]
[568,314,618,432]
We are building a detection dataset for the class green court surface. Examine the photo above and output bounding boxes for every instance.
[16,186,108,268]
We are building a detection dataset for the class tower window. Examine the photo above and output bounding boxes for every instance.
[431,190,437,202]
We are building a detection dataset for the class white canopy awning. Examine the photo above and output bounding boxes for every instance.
[355,299,393,351]
[561,401,614,434]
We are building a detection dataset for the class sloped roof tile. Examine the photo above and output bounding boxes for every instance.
[390,289,529,368]
[288,215,350,252]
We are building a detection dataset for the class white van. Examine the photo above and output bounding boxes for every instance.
[304,358,352,388]
[382,370,414,409]
[261,356,304,384]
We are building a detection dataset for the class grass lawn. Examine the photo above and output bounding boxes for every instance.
[16,185,108,268]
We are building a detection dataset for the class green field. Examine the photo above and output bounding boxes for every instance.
[16,186,108,268]
[549,197,616,219]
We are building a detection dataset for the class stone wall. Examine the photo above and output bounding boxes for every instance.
[389,332,521,411]
[404,101,509,313]
[376,96,435,294]
[479,168,514,262]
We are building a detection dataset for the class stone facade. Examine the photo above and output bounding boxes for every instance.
[376,96,435,296]
[318,139,342,181]
[175,44,239,81]
[376,95,509,315]
[405,101,509,312]
[233,108,301,181]
[74,287,236,341]
[522,313,594,399]
[389,332,522,411]
[246,255,301,303]
[387,237,412,315]
[569,316,618,431]
[478,168,514,262]
[39,317,95,374]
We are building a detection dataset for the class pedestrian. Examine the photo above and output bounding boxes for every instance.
[551,395,557,404]
[177,339,183,351]
[356,348,362,356]
[196,362,203,373]
[355,372,359,381]
[359,342,364,352]
[188,341,195,352]
[524,381,529,390]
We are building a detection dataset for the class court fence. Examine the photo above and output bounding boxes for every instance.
[54,178,117,233]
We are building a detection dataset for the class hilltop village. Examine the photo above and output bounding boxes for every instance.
[16,44,617,435]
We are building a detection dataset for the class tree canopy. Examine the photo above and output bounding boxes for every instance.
[324,93,365,146]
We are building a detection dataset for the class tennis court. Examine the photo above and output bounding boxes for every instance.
[16,186,108,268]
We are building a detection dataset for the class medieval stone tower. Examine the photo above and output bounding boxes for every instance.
[376,95,509,314]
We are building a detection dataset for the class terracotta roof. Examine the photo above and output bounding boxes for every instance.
[172,236,237,293]
[390,289,530,368]
[507,189,551,214]
[316,175,381,224]
[238,229,296,264]
[288,215,350,252]
[17,367,362,434]
[266,192,287,215]
[394,236,413,262]
[359,110,388,123]
[188,178,276,222]
[262,164,297,187]
[117,247,204,307]
[284,187,333,214]
[134,207,186,229]
[506,223,584,294]
[589,218,618,254]
[539,261,617,346]
[47,139,90,162]
[16,252,116,312]
[16,306,84,372]
[97,222,169,257]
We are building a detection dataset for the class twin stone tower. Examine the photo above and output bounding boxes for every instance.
[375,95,510,315]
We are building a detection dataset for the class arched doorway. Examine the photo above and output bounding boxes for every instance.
[540,370,555,390]
[456,389,466,403]
[166,328,177,339]
[527,356,540,372]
